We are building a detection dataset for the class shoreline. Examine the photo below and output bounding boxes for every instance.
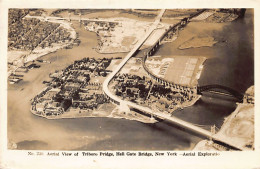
[30,105,157,124]
[178,36,218,50]
[193,85,255,151]
[30,69,203,124]
[8,15,77,77]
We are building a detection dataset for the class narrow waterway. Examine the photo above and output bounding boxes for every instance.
[156,9,254,129]
[8,10,254,150]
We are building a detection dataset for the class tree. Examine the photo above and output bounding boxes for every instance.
[126,88,132,96]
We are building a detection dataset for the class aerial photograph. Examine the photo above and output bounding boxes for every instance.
[7,8,254,151]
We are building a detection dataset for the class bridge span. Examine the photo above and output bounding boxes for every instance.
[102,9,244,150]
[197,85,244,102]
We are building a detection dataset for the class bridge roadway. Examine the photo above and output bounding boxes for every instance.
[102,9,244,151]
[102,9,166,105]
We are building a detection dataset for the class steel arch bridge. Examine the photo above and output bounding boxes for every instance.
[197,85,244,102]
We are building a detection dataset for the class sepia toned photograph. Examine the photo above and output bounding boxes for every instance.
[6,8,254,152]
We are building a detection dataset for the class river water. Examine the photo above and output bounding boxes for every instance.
[156,9,254,129]
[8,10,254,150]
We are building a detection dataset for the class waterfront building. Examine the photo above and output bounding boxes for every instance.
[64,82,81,90]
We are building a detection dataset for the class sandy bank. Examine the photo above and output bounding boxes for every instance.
[179,36,218,50]
[84,17,169,53]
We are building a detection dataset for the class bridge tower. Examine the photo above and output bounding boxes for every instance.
[211,125,216,134]
[79,12,82,24]
[210,124,216,141]
[21,56,25,67]
[68,12,71,22]
[176,26,179,36]
[150,114,155,121]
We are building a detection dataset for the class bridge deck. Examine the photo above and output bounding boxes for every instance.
[127,100,243,150]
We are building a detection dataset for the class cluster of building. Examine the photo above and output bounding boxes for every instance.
[149,83,197,112]
[203,9,246,23]
[8,9,30,25]
[8,11,72,51]
[39,26,72,49]
[113,74,152,101]
[31,57,112,116]
[162,27,179,42]
[8,73,24,84]
[28,9,44,16]
[243,94,254,104]
[71,84,109,110]
[8,18,59,50]
[112,73,198,114]
[8,61,42,84]
[8,18,41,50]
[83,21,119,52]
[84,20,118,30]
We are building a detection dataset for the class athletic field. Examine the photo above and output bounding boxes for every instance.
[163,56,206,86]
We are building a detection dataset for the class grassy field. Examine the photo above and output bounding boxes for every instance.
[146,55,206,87]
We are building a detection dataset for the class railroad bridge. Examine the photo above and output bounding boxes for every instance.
[197,85,244,102]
